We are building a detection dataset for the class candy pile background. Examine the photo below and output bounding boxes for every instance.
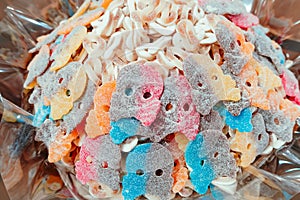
[0,0,300,199]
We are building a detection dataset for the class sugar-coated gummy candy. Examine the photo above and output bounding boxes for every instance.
[85,109,103,138]
[122,143,173,200]
[33,105,51,127]
[163,135,189,193]
[24,45,50,89]
[85,81,116,139]
[227,13,259,29]
[75,135,121,191]
[50,26,87,71]
[201,130,237,178]
[110,63,164,126]
[185,130,236,194]
[250,26,285,68]
[63,80,96,133]
[251,113,269,154]
[57,8,104,35]
[185,133,215,194]
[37,61,82,100]
[50,88,74,120]
[200,110,224,131]
[49,63,87,120]
[110,118,141,144]
[148,74,200,142]
[48,129,78,163]
[215,20,254,75]
[255,59,282,93]
[223,90,250,116]
[281,69,300,105]
[238,58,270,110]
[183,54,241,115]
[230,113,269,167]
[280,99,300,122]
[28,86,42,105]
[220,107,253,132]
[172,156,188,194]
[199,0,246,15]
[35,119,60,146]
[259,109,294,143]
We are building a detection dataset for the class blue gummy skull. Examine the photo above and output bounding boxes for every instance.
[122,143,173,200]
[185,133,215,194]
[110,118,140,144]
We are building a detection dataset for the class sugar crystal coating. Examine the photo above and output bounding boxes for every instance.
[185,133,215,194]
[149,74,200,142]
[110,63,164,126]
[24,45,50,89]
[259,109,294,143]
[183,54,241,115]
[75,135,121,191]
[123,143,173,200]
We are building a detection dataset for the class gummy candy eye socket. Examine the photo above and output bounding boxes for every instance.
[143,92,152,99]
[66,89,71,97]
[213,152,219,158]
[183,103,190,111]
[212,75,218,80]
[274,118,280,125]
[198,82,203,88]
[58,78,63,84]
[258,134,262,141]
[247,143,251,150]
[246,81,252,87]
[155,169,163,176]
[200,160,204,166]
[101,161,108,168]
[125,88,133,96]
[136,169,144,176]
[165,103,173,111]
[101,105,110,112]
[78,102,83,109]
[237,40,241,46]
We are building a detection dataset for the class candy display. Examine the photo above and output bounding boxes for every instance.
[20,0,300,199]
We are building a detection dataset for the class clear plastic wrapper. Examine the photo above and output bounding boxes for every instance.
[0,0,300,199]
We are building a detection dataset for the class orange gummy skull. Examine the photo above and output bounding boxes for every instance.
[48,129,78,163]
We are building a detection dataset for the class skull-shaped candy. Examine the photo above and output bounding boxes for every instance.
[75,135,121,192]
[230,113,270,167]
[149,74,200,142]
[122,143,173,200]
[183,54,241,115]
[215,19,254,75]
[110,63,164,126]
[185,130,237,194]
[110,74,200,144]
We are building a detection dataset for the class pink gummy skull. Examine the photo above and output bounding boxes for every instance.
[75,135,121,191]
[227,13,259,29]
[110,63,164,126]
[281,69,300,105]
[149,74,200,142]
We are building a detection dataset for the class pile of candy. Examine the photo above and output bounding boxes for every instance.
[23,0,300,199]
